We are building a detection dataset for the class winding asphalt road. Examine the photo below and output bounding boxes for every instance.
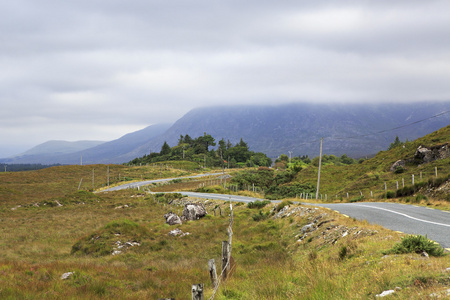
[98,172,225,192]
[313,202,450,250]
[98,178,450,249]
[176,192,450,250]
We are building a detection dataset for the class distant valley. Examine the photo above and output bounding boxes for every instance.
[1,102,449,165]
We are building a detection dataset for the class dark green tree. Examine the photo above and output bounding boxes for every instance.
[388,136,403,150]
[160,141,171,156]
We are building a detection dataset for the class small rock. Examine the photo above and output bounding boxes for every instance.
[445,267,450,272]
[115,204,129,209]
[420,251,429,258]
[301,223,316,233]
[390,160,406,172]
[61,272,74,280]
[125,241,140,247]
[375,290,395,297]
[168,228,190,237]
[429,288,450,298]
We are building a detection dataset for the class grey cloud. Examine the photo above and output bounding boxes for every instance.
[1,0,450,156]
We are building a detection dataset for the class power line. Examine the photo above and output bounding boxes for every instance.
[331,109,450,141]
[284,109,450,149]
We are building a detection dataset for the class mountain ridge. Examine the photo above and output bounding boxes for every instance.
[2,102,449,164]
[136,102,450,158]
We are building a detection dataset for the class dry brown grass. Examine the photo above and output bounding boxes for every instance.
[0,165,449,299]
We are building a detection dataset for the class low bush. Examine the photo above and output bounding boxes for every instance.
[349,195,364,203]
[154,192,183,203]
[196,185,230,194]
[394,166,405,174]
[415,194,428,202]
[385,191,396,199]
[428,173,450,188]
[383,235,445,257]
[247,200,271,209]
[266,182,315,200]
[252,210,270,221]
[274,200,293,212]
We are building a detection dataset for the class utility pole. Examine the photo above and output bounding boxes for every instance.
[316,137,323,200]
[288,151,292,168]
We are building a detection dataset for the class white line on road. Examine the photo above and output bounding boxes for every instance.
[357,204,450,228]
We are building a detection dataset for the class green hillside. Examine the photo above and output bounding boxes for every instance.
[291,125,450,203]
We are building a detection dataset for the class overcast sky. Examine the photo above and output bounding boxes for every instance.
[1,0,450,156]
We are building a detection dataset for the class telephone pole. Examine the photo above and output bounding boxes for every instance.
[316,137,323,200]
[288,151,292,168]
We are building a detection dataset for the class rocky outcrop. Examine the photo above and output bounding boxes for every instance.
[414,143,449,164]
[272,204,378,246]
[112,240,141,256]
[164,212,182,225]
[182,203,207,221]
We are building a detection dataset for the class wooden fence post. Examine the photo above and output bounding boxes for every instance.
[222,241,230,279]
[192,283,204,300]
[208,259,218,288]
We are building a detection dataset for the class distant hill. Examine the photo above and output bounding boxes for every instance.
[2,102,449,164]
[18,140,105,156]
[1,140,105,165]
[1,124,172,164]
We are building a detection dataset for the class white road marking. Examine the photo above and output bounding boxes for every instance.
[356,204,450,227]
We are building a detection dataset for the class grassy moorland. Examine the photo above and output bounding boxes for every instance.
[0,185,448,299]
[0,127,448,299]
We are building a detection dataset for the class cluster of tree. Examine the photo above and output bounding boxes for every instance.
[127,133,272,168]
[274,153,361,169]
[231,167,315,200]
[310,154,362,166]
[388,136,407,150]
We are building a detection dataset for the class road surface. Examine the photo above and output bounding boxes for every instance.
[99,172,225,192]
[175,192,450,249]
[180,191,267,203]
[98,175,450,249]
